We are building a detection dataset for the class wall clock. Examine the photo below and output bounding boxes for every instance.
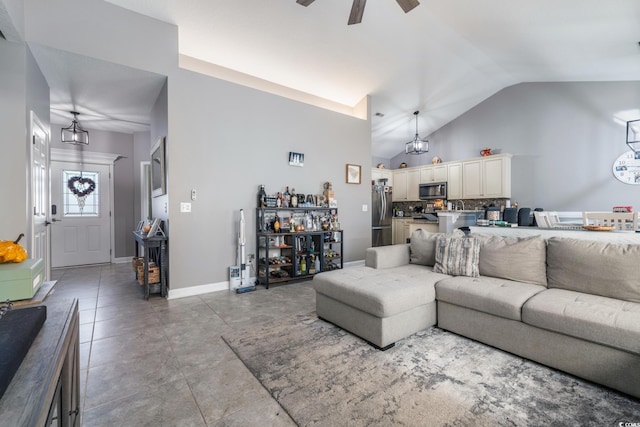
[612,150,640,185]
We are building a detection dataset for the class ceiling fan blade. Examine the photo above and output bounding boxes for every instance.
[348,0,366,25]
[396,0,420,13]
[296,0,315,6]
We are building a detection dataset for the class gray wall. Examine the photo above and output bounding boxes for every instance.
[391,82,640,211]
[21,0,371,291]
[150,80,169,233]
[50,126,136,258]
[132,131,151,225]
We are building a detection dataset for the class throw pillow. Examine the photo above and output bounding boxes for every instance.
[476,235,547,286]
[409,229,439,266]
[433,235,480,277]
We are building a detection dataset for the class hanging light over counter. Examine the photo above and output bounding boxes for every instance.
[405,111,428,155]
[61,111,89,145]
[627,119,640,153]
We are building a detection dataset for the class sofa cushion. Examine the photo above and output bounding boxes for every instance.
[547,237,640,303]
[475,235,547,286]
[523,288,640,355]
[410,229,464,267]
[433,235,480,277]
[313,265,449,318]
[436,276,546,321]
[409,229,439,266]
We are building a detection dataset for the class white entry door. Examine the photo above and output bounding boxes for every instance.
[30,112,50,278]
[50,161,111,267]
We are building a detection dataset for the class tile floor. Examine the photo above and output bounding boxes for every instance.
[48,263,316,426]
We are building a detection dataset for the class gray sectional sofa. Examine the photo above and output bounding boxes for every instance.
[312,229,640,399]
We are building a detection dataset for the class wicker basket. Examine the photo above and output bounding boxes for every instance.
[132,256,144,271]
[137,265,160,285]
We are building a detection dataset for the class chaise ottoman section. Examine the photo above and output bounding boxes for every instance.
[313,265,449,349]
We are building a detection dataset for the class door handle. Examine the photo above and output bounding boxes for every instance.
[44,221,51,226]
[52,218,62,222]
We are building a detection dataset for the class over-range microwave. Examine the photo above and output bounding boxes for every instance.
[419,182,447,200]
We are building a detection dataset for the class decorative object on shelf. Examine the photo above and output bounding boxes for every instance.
[289,151,304,167]
[0,234,28,263]
[258,185,267,207]
[399,162,408,168]
[346,164,362,184]
[297,0,420,25]
[626,119,640,153]
[376,163,386,169]
[612,150,640,185]
[61,111,89,145]
[323,182,334,201]
[431,156,442,164]
[405,111,429,155]
[151,137,166,197]
[480,148,492,157]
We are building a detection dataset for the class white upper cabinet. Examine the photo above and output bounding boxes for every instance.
[407,169,421,201]
[392,170,408,201]
[462,154,511,199]
[372,168,393,186]
[447,162,463,200]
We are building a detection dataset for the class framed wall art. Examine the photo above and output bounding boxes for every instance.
[346,163,361,184]
[151,137,166,197]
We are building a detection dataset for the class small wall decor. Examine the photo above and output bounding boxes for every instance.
[151,137,166,197]
[346,164,361,184]
[289,152,304,167]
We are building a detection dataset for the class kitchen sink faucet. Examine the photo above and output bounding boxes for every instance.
[456,200,465,211]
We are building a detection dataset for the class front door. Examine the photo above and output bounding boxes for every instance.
[50,161,111,267]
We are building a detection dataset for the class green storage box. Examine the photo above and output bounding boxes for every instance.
[0,259,44,301]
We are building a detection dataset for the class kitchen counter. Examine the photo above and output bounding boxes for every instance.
[469,226,640,243]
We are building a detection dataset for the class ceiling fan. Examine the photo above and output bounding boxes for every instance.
[297,0,420,25]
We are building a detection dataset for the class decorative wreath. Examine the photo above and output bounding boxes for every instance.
[67,176,96,198]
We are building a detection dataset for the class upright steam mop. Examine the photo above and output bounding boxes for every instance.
[236,209,255,293]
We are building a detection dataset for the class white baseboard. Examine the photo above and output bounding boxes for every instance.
[344,259,365,268]
[167,277,257,300]
[114,256,133,264]
[166,261,364,301]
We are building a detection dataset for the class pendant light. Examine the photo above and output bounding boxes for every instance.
[61,111,89,145]
[405,111,428,155]
[626,119,640,153]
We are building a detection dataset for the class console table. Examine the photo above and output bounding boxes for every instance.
[133,231,167,299]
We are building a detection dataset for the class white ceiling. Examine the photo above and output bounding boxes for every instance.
[33,1,640,157]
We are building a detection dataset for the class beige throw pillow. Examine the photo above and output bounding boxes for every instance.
[476,235,547,286]
[433,235,480,277]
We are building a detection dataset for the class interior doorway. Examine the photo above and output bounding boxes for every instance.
[30,111,50,279]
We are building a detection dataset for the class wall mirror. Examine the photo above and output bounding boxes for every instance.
[151,137,166,197]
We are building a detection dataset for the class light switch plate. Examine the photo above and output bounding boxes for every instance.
[362,204,368,212]
[191,189,197,200]
[180,202,192,213]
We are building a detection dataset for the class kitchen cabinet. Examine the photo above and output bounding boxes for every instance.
[392,170,408,201]
[406,169,421,201]
[408,222,439,235]
[392,218,412,244]
[420,165,448,183]
[447,162,463,200]
[256,208,343,288]
[462,154,511,199]
[371,168,393,186]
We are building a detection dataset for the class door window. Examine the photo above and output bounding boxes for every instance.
[63,170,100,216]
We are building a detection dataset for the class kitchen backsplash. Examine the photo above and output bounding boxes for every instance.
[393,198,512,216]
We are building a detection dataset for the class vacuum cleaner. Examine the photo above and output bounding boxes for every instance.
[235,209,256,294]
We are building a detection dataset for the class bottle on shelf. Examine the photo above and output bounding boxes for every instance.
[309,255,316,274]
[300,256,307,275]
[258,185,267,208]
[273,213,281,233]
[291,188,298,207]
[284,186,291,208]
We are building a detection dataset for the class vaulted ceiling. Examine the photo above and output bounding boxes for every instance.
[26,1,640,158]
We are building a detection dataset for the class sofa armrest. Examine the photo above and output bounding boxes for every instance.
[365,244,410,269]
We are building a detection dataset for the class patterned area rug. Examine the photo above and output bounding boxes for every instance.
[223,313,640,426]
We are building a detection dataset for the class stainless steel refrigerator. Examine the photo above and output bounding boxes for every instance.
[372,184,392,246]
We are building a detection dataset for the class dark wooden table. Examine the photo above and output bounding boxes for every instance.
[133,231,167,299]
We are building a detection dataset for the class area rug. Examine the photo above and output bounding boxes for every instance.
[222,312,640,426]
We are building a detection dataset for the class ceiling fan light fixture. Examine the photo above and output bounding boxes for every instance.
[405,111,429,155]
[61,111,89,145]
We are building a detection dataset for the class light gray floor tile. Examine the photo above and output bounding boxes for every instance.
[84,351,183,409]
[209,397,296,427]
[80,342,91,370]
[79,323,94,344]
[185,358,274,425]
[82,378,206,427]
[90,328,171,368]
[94,299,156,322]
[79,308,96,325]
[92,312,160,341]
